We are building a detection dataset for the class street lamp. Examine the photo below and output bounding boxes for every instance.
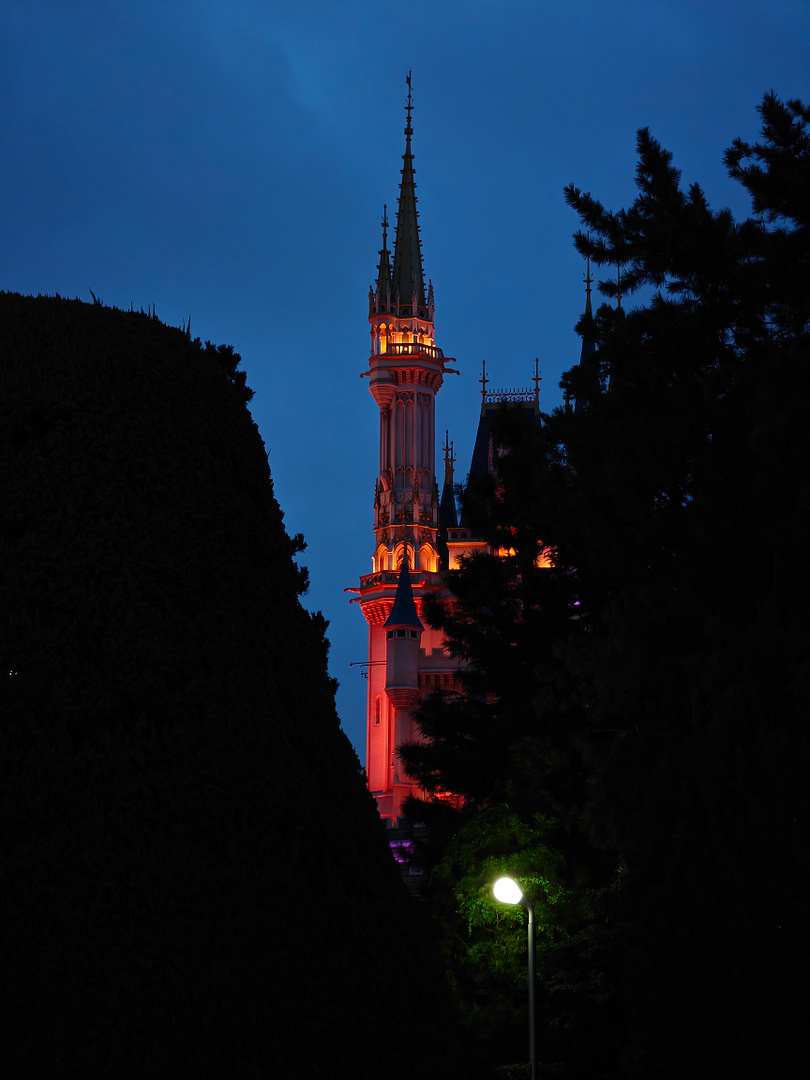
[493,876,537,1080]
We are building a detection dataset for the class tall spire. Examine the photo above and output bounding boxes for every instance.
[392,72,426,313]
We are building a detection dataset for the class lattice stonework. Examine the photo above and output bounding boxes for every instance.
[360,599,395,625]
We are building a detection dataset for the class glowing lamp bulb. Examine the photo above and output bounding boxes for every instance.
[493,876,523,905]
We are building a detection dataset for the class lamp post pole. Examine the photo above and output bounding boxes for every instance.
[493,877,537,1080]
[526,898,536,1080]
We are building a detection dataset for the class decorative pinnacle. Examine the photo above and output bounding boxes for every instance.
[532,358,542,403]
[584,253,593,316]
[374,203,393,309]
[479,359,489,404]
[405,71,413,133]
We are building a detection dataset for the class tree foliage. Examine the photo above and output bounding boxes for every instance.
[401,94,810,1078]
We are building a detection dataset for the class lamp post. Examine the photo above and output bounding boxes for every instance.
[493,876,537,1080]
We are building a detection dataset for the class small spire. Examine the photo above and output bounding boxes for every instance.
[575,254,600,413]
[439,431,458,540]
[442,430,456,486]
[374,204,392,307]
[479,359,489,407]
[579,252,598,367]
[532,358,541,405]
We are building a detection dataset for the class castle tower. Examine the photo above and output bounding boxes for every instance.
[354,80,459,823]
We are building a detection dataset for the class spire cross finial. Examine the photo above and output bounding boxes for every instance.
[532,358,542,403]
[381,204,388,248]
[405,71,413,130]
[480,359,488,404]
[584,253,593,312]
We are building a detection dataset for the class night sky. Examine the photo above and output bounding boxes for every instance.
[3,0,807,757]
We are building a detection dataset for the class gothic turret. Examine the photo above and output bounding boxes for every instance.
[382,559,424,820]
[384,559,423,706]
[355,79,460,824]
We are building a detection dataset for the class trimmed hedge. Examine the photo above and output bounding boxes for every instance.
[0,293,454,1078]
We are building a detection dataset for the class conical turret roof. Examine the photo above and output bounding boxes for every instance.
[384,558,423,630]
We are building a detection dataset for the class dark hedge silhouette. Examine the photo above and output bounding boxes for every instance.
[0,293,456,1078]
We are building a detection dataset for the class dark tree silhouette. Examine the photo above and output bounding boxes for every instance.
[399,95,810,1078]
[0,293,458,1078]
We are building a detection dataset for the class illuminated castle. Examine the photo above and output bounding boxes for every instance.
[351,84,543,825]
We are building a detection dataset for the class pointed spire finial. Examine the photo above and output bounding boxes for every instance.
[480,359,489,407]
[532,358,542,404]
[584,248,593,317]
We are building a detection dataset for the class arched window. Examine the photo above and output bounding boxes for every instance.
[375,545,389,573]
[419,543,438,573]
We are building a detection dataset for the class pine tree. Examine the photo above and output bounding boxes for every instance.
[562,94,810,1078]
[400,94,810,1077]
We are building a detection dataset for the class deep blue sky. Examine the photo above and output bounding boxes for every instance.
[3,0,807,757]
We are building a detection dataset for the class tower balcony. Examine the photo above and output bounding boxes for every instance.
[358,568,444,592]
[374,341,445,361]
[356,568,444,625]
